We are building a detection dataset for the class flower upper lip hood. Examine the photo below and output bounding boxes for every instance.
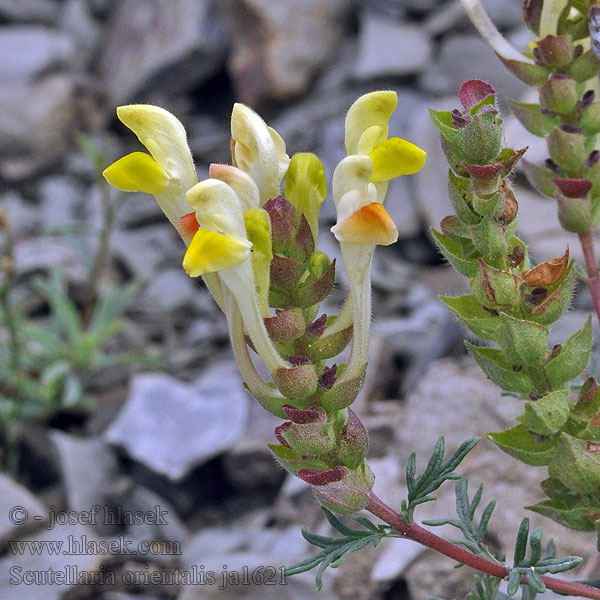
[102,104,197,235]
[230,102,290,205]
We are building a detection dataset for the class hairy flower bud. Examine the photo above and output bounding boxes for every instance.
[464,163,504,197]
[547,127,587,172]
[319,365,367,411]
[264,195,314,260]
[553,178,593,233]
[470,259,522,309]
[535,35,573,70]
[338,409,369,469]
[264,308,306,343]
[299,463,375,514]
[539,75,578,115]
[273,361,318,404]
[279,415,337,457]
[580,100,600,136]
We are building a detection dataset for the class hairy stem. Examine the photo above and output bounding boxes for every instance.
[366,491,600,599]
[578,230,600,326]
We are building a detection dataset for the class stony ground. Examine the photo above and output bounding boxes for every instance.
[1,1,599,599]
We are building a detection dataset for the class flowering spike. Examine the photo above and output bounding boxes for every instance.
[273,362,318,404]
[305,465,374,514]
[308,314,327,337]
[552,178,593,198]
[535,35,573,69]
[338,409,369,469]
[264,196,315,260]
[274,423,292,447]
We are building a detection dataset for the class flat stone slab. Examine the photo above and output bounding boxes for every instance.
[0,475,47,546]
[105,364,249,481]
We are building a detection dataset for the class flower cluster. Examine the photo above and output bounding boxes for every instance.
[103,92,426,513]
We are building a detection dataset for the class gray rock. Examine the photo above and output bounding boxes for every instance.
[188,114,231,165]
[0,26,75,83]
[99,0,227,105]
[183,316,229,347]
[271,88,360,163]
[0,474,47,546]
[401,0,442,11]
[419,34,527,104]
[115,486,188,564]
[87,0,117,19]
[103,594,163,600]
[14,235,88,283]
[224,0,353,103]
[37,175,84,230]
[221,400,284,491]
[114,191,165,229]
[180,516,326,599]
[50,431,121,535]
[0,0,59,24]
[381,176,421,239]
[0,75,79,181]
[142,268,201,314]
[354,16,433,79]
[58,0,100,70]
[409,95,456,236]
[0,523,103,600]
[369,286,457,396]
[111,225,181,282]
[424,0,468,36]
[105,364,249,481]
[425,0,523,36]
[483,0,524,29]
[0,192,39,238]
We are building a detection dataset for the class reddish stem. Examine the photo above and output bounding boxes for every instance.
[366,492,600,599]
[579,230,600,326]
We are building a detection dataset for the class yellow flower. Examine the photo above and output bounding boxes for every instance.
[330,91,426,383]
[183,179,287,374]
[102,105,197,236]
[182,179,251,276]
[333,91,426,246]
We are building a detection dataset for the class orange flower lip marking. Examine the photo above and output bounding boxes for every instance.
[331,202,398,246]
[177,212,199,244]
